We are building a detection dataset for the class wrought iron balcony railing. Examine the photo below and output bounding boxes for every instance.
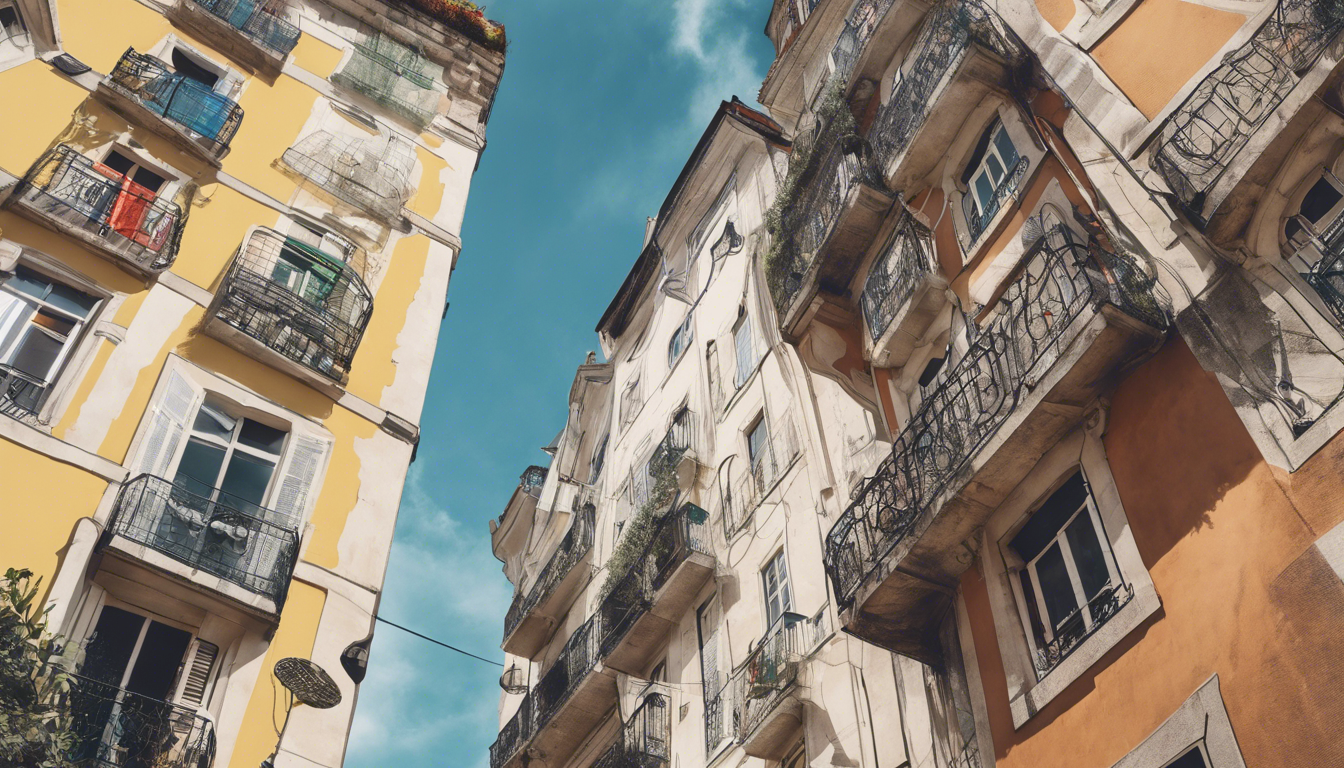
[954,735,982,768]
[189,0,300,57]
[861,207,935,340]
[867,0,1022,172]
[720,419,802,538]
[630,406,697,508]
[1298,214,1344,328]
[213,227,373,382]
[1033,582,1134,677]
[592,693,670,768]
[825,226,1166,608]
[280,130,415,224]
[520,465,548,499]
[0,364,48,424]
[1150,0,1344,228]
[13,144,185,271]
[830,0,897,80]
[68,674,216,768]
[330,31,441,128]
[108,474,300,607]
[107,48,244,156]
[502,503,593,640]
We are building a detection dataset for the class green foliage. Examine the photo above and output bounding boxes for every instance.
[0,569,78,768]
[599,459,680,602]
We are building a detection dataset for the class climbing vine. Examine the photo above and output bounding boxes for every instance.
[598,457,680,602]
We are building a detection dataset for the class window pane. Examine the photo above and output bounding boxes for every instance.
[734,317,754,383]
[5,267,51,301]
[1167,748,1209,768]
[239,418,286,454]
[175,438,226,494]
[102,151,136,177]
[46,283,99,319]
[192,402,237,440]
[220,452,276,510]
[9,327,63,378]
[1065,512,1111,602]
[748,421,768,465]
[1034,543,1079,631]
[985,153,1005,184]
[974,174,995,209]
[993,127,1019,168]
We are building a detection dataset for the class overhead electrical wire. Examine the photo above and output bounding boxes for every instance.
[375,616,504,667]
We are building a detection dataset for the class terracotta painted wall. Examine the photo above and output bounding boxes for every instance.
[962,337,1344,766]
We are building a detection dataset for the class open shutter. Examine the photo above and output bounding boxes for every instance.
[136,368,203,477]
[270,432,332,529]
[174,639,219,712]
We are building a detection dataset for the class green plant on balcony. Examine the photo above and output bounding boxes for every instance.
[598,461,679,601]
[0,569,79,768]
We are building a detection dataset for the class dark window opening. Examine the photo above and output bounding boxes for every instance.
[1167,747,1210,768]
[102,150,167,193]
[171,48,219,88]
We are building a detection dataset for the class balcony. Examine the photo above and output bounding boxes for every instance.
[68,674,216,768]
[8,144,184,275]
[867,0,1023,193]
[168,0,301,77]
[502,503,594,658]
[203,227,372,392]
[330,32,441,129]
[720,418,802,538]
[102,474,299,614]
[592,693,670,768]
[1,365,48,426]
[824,226,1167,663]
[860,206,944,367]
[1151,0,1344,233]
[601,502,714,676]
[769,112,894,338]
[280,130,415,226]
[97,48,244,164]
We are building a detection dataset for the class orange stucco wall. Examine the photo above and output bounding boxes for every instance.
[962,338,1344,766]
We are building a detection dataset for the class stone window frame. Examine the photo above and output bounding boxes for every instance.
[1108,676,1247,768]
[976,416,1161,728]
[0,0,36,74]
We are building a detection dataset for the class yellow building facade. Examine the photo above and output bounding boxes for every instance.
[0,0,503,765]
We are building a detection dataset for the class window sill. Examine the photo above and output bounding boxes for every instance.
[1008,580,1161,728]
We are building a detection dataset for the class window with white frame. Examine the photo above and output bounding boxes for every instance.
[761,549,793,629]
[1009,470,1126,677]
[668,314,693,369]
[961,120,1022,238]
[173,398,286,512]
[733,312,756,388]
[0,265,101,417]
[0,2,31,59]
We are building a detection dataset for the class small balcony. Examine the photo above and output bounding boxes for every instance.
[592,693,670,768]
[330,32,441,129]
[8,144,185,275]
[860,206,944,367]
[824,226,1167,663]
[68,674,217,768]
[601,501,715,676]
[97,48,244,165]
[102,474,299,615]
[168,0,300,77]
[1,364,49,426]
[769,113,895,338]
[203,227,372,392]
[719,418,802,538]
[502,503,594,659]
[280,130,415,226]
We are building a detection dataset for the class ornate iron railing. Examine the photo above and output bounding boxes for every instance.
[868,0,1023,171]
[830,0,898,79]
[108,474,300,607]
[720,419,802,538]
[190,0,300,57]
[330,31,441,128]
[630,406,697,508]
[770,115,886,313]
[502,503,593,641]
[965,155,1030,245]
[954,735,982,768]
[520,465,548,499]
[1150,0,1344,227]
[825,226,1166,608]
[1033,582,1133,677]
[861,206,936,340]
[1300,215,1344,327]
[213,227,373,382]
[592,693,670,768]
[14,144,185,271]
[67,674,216,768]
[0,364,48,424]
[280,130,415,224]
[107,48,244,155]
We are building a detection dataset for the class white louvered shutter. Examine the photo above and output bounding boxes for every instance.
[270,433,332,529]
[136,369,203,478]
[174,639,220,712]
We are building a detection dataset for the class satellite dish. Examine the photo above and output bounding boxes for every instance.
[275,657,343,709]
[500,664,527,695]
[341,632,373,684]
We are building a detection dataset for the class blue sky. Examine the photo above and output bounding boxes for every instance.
[344,2,776,766]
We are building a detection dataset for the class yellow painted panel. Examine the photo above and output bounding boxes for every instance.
[0,212,150,296]
[291,33,344,79]
[51,338,115,440]
[1092,0,1246,119]
[225,581,327,768]
[173,184,278,289]
[1037,0,1075,32]
[0,61,90,174]
[223,75,320,201]
[0,439,107,598]
[56,0,175,73]
[303,406,378,570]
[345,234,430,405]
[406,146,450,219]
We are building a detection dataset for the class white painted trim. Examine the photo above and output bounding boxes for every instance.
[1108,675,1247,768]
[0,414,127,481]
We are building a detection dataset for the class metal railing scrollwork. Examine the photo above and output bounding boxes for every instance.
[719,419,802,538]
[331,31,442,129]
[502,503,592,641]
[0,364,49,424]
[592,694,670,768]
[107,48,244,156]
[67,675,217,768]
[861,206,936,340]
[191,0,300,57]
[1033,582,1134,676]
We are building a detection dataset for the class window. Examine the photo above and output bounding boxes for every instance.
[747,418,769,473]
[761,549,793,628]
[1166,747,1210,768]
[733,313,756,388]
[102,149,169,194]
[173,398,286,513]
[961,121,1021,236]
[0,266,100,415]
[170,47,219,88]
[590,432,609,483]
[1009,470,1123,675]
[0,2,30,56]
[621,376,642,429]
[668,315,693,368]
[287,219,356,263]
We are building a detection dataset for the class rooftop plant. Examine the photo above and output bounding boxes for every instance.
[395,0,507,52]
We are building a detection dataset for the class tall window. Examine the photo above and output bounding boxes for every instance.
[1009,470,1121,669]
[761,549,793,628]
[173,398,287,511]
[590,432,609,484]
[0,1,30,56]
[961,120,1021,237]
[0,266,100,415]
[733,313,756,388]
[747,418,770,482]
[668,315,693,368]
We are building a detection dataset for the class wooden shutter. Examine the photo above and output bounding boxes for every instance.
[136,368,202,477]
[174,638,220,711]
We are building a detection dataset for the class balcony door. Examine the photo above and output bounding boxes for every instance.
[0,265,100,415]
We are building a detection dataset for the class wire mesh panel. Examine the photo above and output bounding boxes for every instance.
[108,474,300,606]
[191,0,300,57]
[107,48,244,156]
[67,674,217,768]
[214,227,373,381]
[861,207,936,340]
[14,144,185,271]
[330,31,443,128]
[825,226,1167,608]
[281,130,415,223]
[1151,0,1344,226]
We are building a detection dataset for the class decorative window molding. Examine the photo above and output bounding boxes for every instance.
[1108,676,1247,768]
